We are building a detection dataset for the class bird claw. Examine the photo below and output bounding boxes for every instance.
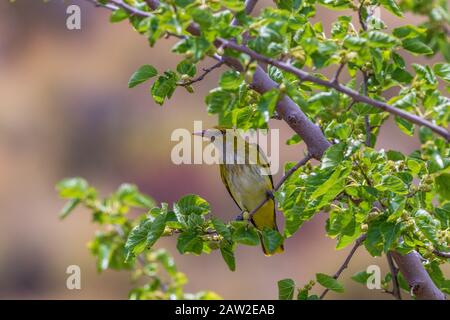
[266,190,275,200]
[235,211,250,221]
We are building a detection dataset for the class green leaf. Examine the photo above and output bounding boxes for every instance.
[212,218,232,241]
[379,0,403,17]
[220,242,236,271]
[116,184,154,208]
[56,177,89,199]
[232,225,260,246]
[286,134,302,145]
[151,71,178,105]
[367,31,398,48]
[433,63,450,82]
[110,8,129,23]
[59,198,80,219]
[177,231,203,255]
[278,279,295,300]
[365,220,383,256]
[316,273,344,293]
[377,175,407,194]
[128,65,158,88]
[380,222,400,252]
[402,38,433,55]
[395,116,414,136]
[343,36,367,50]
[174,194,210,217]
[146,213,167,249]
[256,89,279,125]
[351,271,371,284]
[205,88,234,114]
[219,70,243,90]
[124,213,167,261]
[221,0,246,11]
[435,173,450,201]
[176,60,196,77]
[393,25,425,39]
[124,219,152,261]
[262,228,284,254]
[321,143,345,169]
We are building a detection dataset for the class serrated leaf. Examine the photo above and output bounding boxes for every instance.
[278,279,295,300]
[110,8,129,23]
[177,231,203,255]
[128,65,158,88]
[176,60,196,77]
[151,71,178,105]
[262,228,284,254]
[433,63,450,82]
[321,143,345,169]
[220,242,236,271]
[351,271,371,284]
[219,70,243,90]
[395,116,414,136]
[402,38,433,55]
[174,194,210,216]
[212,218,232,241]
[367,31,398,48]
[59,198,80,219]
[316,273,344,293]
[56,177,89,199]
[232,225,260,246]
[379,0,403,17]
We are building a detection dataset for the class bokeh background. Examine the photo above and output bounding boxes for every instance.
[0,0,447,299]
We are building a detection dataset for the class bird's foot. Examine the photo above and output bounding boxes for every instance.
[235,210,250,221]
[266,190,275,200]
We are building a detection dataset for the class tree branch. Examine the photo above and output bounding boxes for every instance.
[391,251,445,300]
[320,234,367,299]
[432,249,450,259]
[178,60,224,87]
[220,39,450,141]
[386,252,402,300]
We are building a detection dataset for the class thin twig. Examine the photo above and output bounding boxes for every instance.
[85,0,118,10]
[109,0,152,16]
[319,234,367,299]
[358,1,368,32]
[386,252,402,300]
[361,71,371,147]
[432,249,450,259]
[332,63,345,84]
[178,61,224,87]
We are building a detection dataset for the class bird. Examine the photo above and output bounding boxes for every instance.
[193,127,284,255]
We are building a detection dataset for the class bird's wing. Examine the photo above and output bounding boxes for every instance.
[219,164,243,210]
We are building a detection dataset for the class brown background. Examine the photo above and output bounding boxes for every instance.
[0,0,447,299]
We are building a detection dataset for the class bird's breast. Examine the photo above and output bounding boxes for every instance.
[225,164,270,211]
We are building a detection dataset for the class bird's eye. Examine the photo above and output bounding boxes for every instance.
[211,136,216,142]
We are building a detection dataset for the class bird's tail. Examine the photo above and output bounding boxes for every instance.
[251,199,284,256]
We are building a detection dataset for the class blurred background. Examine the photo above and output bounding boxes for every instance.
[0,0,447,299]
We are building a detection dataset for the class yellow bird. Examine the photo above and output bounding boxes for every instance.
[194,128,284,255]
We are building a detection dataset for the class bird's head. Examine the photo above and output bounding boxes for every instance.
[192,127,229,145]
